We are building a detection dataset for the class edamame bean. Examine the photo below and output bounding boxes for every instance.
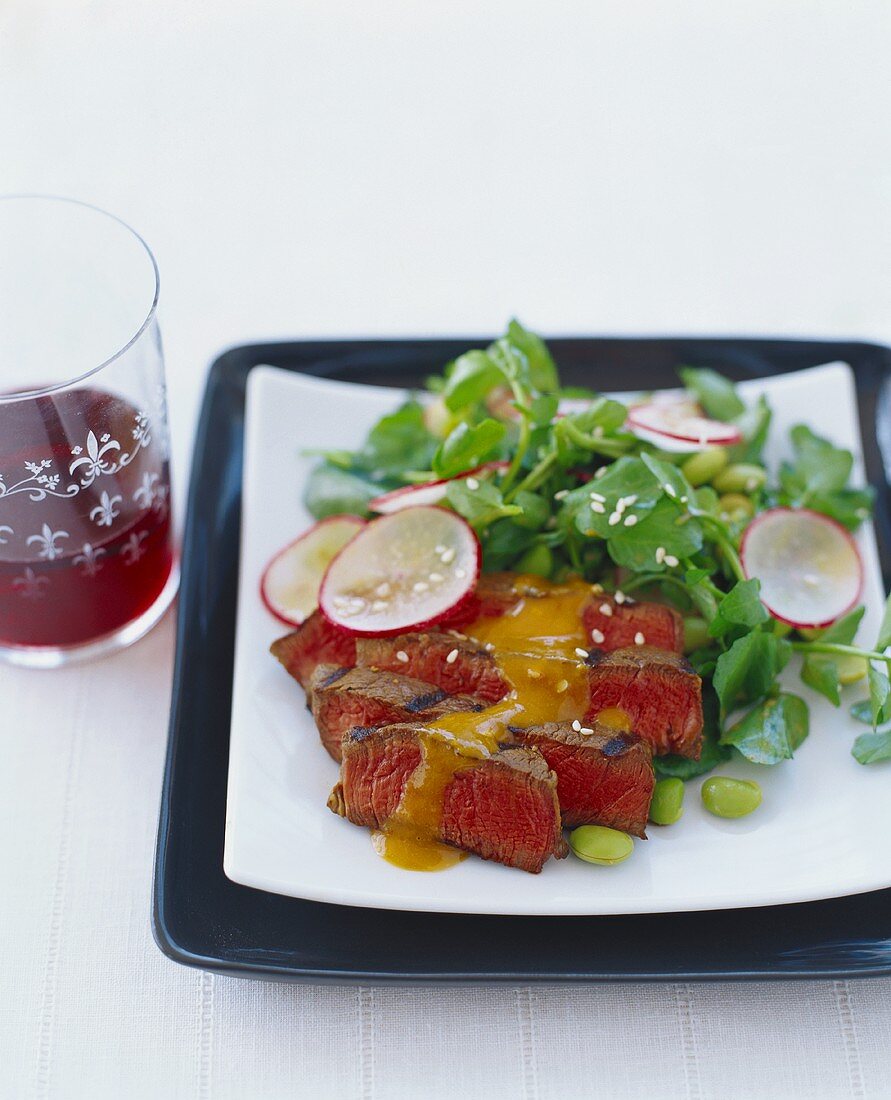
[701,776,762,819]
[681,447,728,487]
[514,543,553,578]
[718,492,755,522]
[649,778,685,825]
[569,825,634,865]
[682,616,711,653]
[712,463,767,495]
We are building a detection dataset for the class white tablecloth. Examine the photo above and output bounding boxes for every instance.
[3,3,891,1096]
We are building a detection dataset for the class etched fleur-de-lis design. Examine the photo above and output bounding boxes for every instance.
[121,530,148,565]
[69,430,121,487]
[73,542,106,578]
[0,525,12,545]
[26,523,69,561]
[153,482,170,520]
[12,567,49,600]
[131,412,152,449]
[89,491,122,528]
[133,471,160,510]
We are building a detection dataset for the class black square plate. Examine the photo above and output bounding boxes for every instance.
[154,336,891,983]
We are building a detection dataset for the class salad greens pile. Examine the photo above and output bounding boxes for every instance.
[305,321,891,774]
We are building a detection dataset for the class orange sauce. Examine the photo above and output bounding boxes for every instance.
[376,575,605,871]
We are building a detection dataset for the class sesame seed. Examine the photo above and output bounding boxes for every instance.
[485,642,495,652]
[371,600,388,612]
[396,650,409,663]
[857,507,869,519]
[621,494,638,506]
[455,568,466,579]
[575,647,589,659]
[608,512,622,526]
[446,648,459,664]
[555,679,569,694]
[429,572,444,583]
[435,544,445,554]
[527,668,542,679]
[590,583,603,594]
[571,719,582,732]
[655,546,666,564]
[623,514,638,527]
[554,489,569,500]
[466,477,480,490]
[440,547,456,564]
[590,501,605,514]
[599,602,613,617]
[595,466,607,479]
[614,590,626,604]
[615,499,626,514]
[591,628,605,644]
[375,582,391,597]
[634,632,645,645]
[680,495,689,504]
[664,554,679,568]
[413,581,429,593]
[589,491,606,503]
[664,484,677,498]
[579,727,595,735]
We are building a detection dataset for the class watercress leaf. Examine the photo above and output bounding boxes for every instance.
[639,451,695,506]
[432,418,506,478]
[713,631,781,717]
[721,692,809,765]
[488,337,531,389]
[512,490,550,531]
[302,464,379,520]
[481,518,537,570]
[868,664,891,727]
[801,655,842,707]
[445,479,522,528]
[822,605,866,645]
[529,394,559,427]
[679,366,746,421]
[506,319,559,392]
[566,456,661,533]
[655,689,730,779]
[806,486,874,531]
[606,497,704,573]
[851,699,874,724]
[731,395,772,464]
[852,728,891,765]
[685,567,710,586]
[708,578,769,639]
[780,425,853,501]
[567,397,629,436]
[876,591,891,653]
[359,400,436,475]
[442,350,503,412]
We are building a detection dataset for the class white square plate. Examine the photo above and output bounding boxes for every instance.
[225,362,890,915]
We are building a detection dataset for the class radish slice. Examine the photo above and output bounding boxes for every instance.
[627,400,743,448]
[319,505,480,635]
[261,516,366,626]
[369,462,509,515]
[740,507,863,629]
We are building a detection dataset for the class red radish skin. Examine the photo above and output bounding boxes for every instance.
[627,402,743,447]
[319,505,482,637]
[740,507,864,629]
[369,462,509,515]
[260,515,366,627]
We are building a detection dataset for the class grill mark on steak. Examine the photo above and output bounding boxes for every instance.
[585,646,703,758]
[505,721,654,836]
[330,722,568,873]
[310,665,483,762]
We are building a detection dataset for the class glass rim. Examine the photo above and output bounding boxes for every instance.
[0,194,160,405]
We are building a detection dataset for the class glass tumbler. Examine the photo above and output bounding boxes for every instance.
[0,196,178,668]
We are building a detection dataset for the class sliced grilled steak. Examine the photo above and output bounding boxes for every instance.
[509,722,654,836]
[355,631,510,703]
[270,611,356,693]
[328,723,567,873]
[585,646,703,758]
[310,665,484,761]
[583,596,684,654]
[442,571,546,626]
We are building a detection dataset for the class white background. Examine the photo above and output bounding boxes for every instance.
[3,2,891,1097]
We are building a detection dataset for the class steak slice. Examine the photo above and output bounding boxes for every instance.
[442,571,544,626]
[270,611,356,693]
[310,665,483,761]
[328,723,568,873]
[355,631,510,704]
[583,596,684,655]
[585,646,703,758]
[509,722,654,836]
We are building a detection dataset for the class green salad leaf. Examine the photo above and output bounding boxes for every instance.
[678,366,746,421]
[721,692,809,765]
[432,419,505,478]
